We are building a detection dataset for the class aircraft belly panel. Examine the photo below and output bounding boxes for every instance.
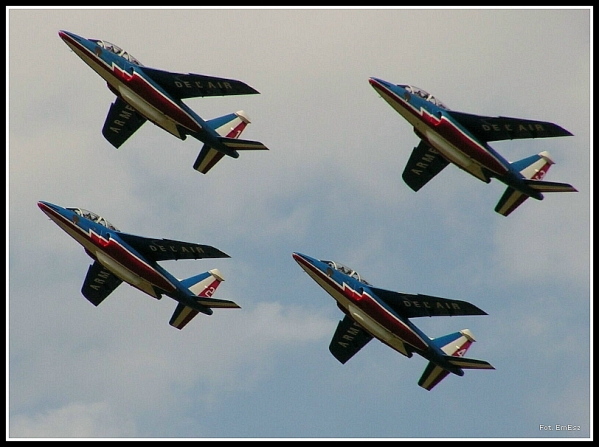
[421,128,489,182]
[117,85,183,138]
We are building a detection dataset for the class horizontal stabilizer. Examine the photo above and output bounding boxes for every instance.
[447,356,495,370]
[418,362,449,391]
[195,297,240,308]
[495,179,578,217]
[169,298,240,330]
[170,269,237,330]
[193,137,268,174]
[496,151,577,216]
[219,136,269,152]
[193,111,257,174]
[194,144,226,174]
[495,186,528,217]
[523,179,578,193]
[419,329,493,390]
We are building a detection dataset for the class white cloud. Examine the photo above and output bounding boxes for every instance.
[10,402,137,438]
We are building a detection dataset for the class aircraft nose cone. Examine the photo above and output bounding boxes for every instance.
[292,252,317,268]
[37,200,55,217]
[292,252,311,266]
[369,77,383,88]
[37,200,49,211]
[58,30,80,43]
[37,201,60,215]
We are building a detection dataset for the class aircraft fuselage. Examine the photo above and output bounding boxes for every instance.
[292,252,462,373]
[59,30,204,139]
[369,78,510,183]
[38,201,177,299]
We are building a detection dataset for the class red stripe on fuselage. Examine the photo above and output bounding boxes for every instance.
[354,289,428,350]
[87,232,176,293]
[114,68,201,132]
[434,118,507,175]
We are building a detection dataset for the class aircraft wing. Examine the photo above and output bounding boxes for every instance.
[102,97,147,148]
[140,67,260,99]
[402,140,450,191]
[81,261,123,306]
[369,287,487,318]
[329,314,374,364]
[448,110,573,142]
[117,233,230,262]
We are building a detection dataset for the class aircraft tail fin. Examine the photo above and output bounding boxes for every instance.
[193,110,268,174]
[495,151,577,216]
[418,329,494,391]
[207,110,251,139]
[169,269,239,330]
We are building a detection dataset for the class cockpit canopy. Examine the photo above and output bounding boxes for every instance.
[67,207,119,231]
[90,39,143,66]
[322,260,371,285]
[401,85,449,110]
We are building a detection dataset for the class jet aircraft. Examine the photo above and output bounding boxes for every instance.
[369,77,577,216]
[292,252,494,390]
[59,30,268,174]
[38,201,240,329]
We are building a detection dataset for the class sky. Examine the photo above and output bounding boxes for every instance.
[7,6,592,440]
